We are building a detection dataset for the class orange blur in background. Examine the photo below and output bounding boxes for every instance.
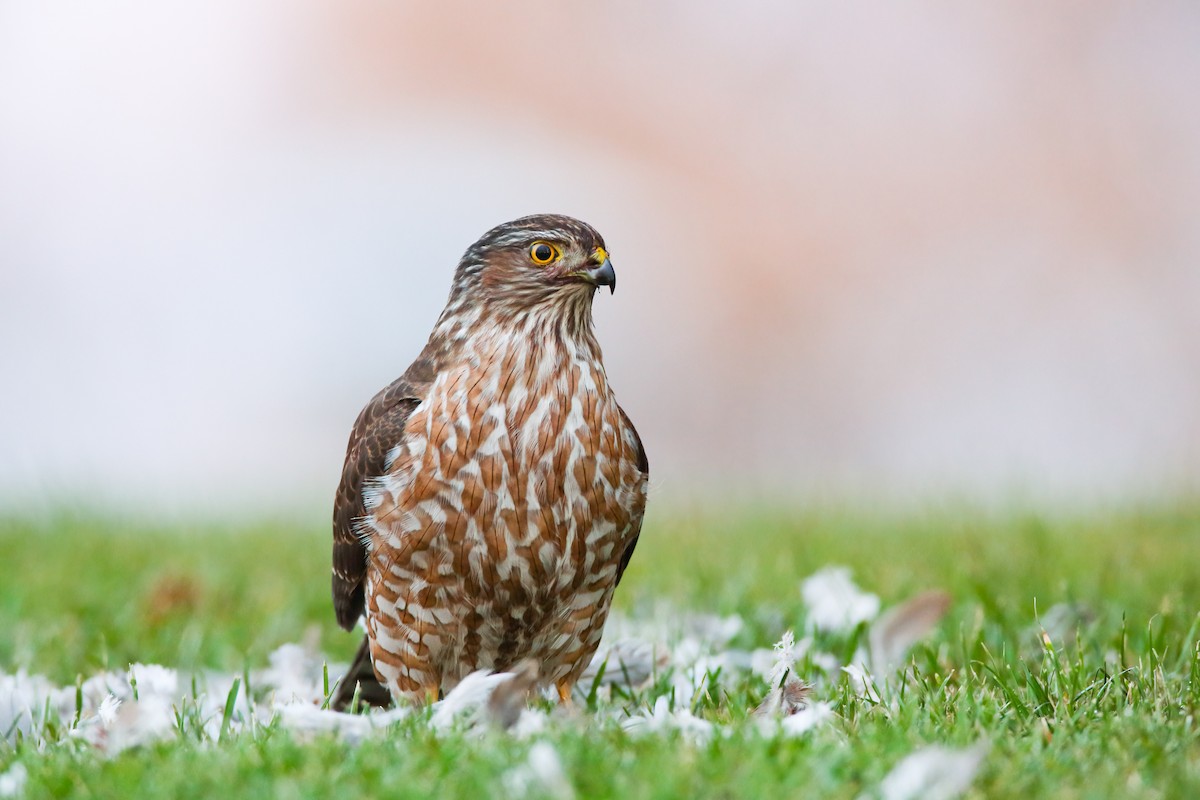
[1,3,1197,513]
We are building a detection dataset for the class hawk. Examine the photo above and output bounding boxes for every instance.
[330,214,648,708]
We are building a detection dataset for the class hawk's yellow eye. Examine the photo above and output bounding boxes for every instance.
[529,242,559,265]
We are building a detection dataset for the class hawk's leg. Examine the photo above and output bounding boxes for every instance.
[332,635,393,711]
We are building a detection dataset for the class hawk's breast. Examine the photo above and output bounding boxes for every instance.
[362,329,646,678]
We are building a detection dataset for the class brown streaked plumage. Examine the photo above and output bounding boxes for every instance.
[331,214,648,708]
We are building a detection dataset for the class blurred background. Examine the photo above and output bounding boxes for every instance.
[1,2,1198,517]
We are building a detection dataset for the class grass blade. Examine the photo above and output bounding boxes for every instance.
[219,677,241,743]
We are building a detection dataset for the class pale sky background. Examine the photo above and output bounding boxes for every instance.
[1,2,1198,516]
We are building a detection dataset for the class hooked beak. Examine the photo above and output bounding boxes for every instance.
[585,247,616,294]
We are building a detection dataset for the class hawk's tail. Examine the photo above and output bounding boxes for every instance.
[331,635,393,711]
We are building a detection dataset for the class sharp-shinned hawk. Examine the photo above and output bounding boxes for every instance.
[330,214,648,708]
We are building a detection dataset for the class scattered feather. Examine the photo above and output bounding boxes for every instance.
[622,697,714,743]
[0,763,27,799]
[878,742,989,800]
[841,664,883,702]
[866,591,952,677]
[502,741,575,800]
[0,671,60,743]
[681,613,745,646]
[126,664,179,703]
[96,694,121,727]
[259,644,327,705]
[509,708,550,739]
[747,638,837,679]
[580,640,664,691]
[780,701,834,737]
[752,643,829,737]
[767,631,797,687]
[90,693,176,756]
[1,565,938,753]
[754,679,813,718]
[486,659,540,730]
[275,705,408,745]
[430,670,518,731]
[802,567,881,633]
[602,607,744,652]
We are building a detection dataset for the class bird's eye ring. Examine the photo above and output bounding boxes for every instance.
[529,241,560,265]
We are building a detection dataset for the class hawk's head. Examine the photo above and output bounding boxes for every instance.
[448,214,616,316]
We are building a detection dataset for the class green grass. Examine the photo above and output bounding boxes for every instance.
[3,503,1200,798]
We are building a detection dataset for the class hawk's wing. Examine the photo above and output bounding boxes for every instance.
[331,370,430,630]
[613,404,649,587]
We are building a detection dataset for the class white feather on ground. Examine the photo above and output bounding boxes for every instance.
[877,742,989,800]
[801,567,881,633]
[0,565,955,760]
[863,591,953,679]
[501,741,576,800]
[780,702,835,737]
[0,762,28,799]
[620,696,714,743]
